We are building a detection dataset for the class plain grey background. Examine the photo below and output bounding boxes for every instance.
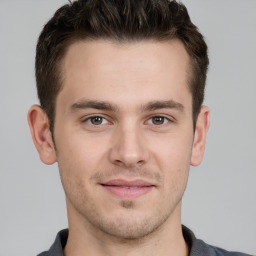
[0,1,255,255]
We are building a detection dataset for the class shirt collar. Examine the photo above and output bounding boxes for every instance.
[38,226,216,256]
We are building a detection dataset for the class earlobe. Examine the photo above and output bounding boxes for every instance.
[27,105,57,165]
[190,106,210,166]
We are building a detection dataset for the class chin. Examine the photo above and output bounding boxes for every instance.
[88,204,172,240]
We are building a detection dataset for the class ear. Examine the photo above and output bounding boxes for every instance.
[190,106,210,166]
[27,105,57,165]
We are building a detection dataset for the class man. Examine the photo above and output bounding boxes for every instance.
[27,0,251,255]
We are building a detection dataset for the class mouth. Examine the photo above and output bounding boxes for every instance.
[100,179,155,199]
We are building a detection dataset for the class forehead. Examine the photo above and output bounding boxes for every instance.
[62,38,190,79]
[57,39,192,111]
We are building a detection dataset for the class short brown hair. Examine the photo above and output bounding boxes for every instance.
[36,0,209,132]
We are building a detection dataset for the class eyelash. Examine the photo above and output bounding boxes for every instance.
[82,115,173,127]
[147,116,172,126]
[82,115,111,126]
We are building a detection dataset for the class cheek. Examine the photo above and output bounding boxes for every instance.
[56,135,106,204]
[55,130,109,180]
[150,132,193,168]
[148,131,193,192]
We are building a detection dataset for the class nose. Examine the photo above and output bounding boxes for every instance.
[108,124,149,169]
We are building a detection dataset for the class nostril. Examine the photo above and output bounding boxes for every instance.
[113,159,145,168]
[114,159,123,165]
[137,160,144,165]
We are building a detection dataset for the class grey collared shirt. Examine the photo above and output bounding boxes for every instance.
[37,226,253,256]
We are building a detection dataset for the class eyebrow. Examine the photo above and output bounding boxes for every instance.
[71,99,184,113]
[71,100,118,112]
[141,100,184,112]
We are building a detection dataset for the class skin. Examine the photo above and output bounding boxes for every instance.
[28,39,209,256]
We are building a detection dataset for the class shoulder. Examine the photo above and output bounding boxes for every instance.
[182,226,254,256]
[37,253,49,256]
[36,229,68,256]
[198,239,253,256]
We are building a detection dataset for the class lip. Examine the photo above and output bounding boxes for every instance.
[101,179,155,199]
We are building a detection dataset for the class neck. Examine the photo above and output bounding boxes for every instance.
[64,203,189,256]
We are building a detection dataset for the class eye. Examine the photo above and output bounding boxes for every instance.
[84,116,109,126]
[148,116,170,125]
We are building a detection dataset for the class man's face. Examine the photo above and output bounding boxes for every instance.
[53,39,198,239]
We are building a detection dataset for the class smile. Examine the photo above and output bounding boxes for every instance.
[101,179,155,199]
